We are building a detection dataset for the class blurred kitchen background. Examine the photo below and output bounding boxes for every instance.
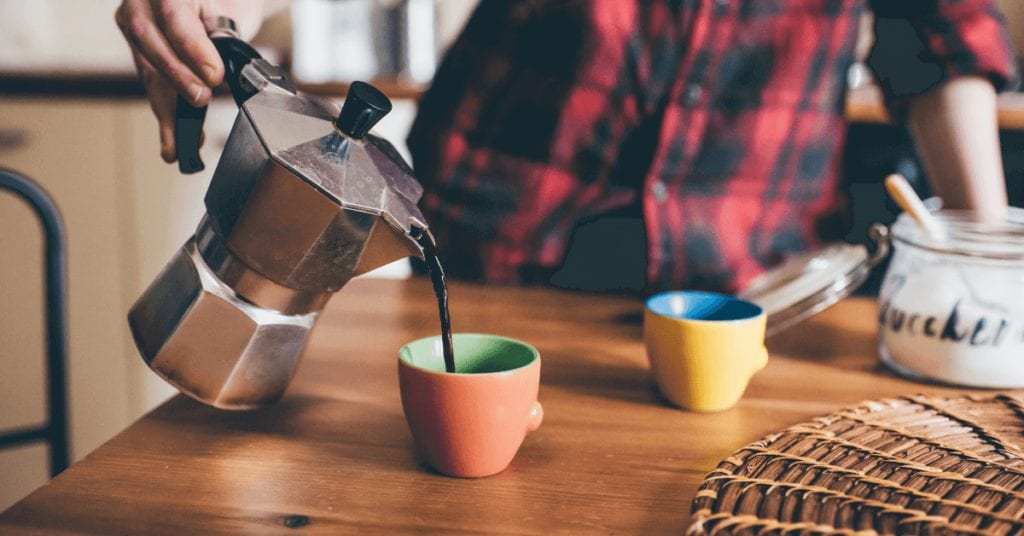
[0,0,1021,511]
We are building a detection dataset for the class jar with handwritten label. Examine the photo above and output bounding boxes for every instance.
[877,208,1024,387]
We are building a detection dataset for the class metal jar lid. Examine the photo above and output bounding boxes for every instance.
[738,224,890,336]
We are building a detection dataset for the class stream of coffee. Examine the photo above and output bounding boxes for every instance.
[413,229,456,373]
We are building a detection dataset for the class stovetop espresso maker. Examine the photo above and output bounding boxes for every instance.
[129,21,431,409]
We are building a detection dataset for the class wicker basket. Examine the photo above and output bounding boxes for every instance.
[688,394,1024,535]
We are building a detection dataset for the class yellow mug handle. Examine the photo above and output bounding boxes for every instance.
[753,346,769,373]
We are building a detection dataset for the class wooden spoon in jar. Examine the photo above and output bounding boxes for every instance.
[885,173,1009,313]
[884,173,947,242]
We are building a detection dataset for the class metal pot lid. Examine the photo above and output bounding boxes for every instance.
[738,224,890,337]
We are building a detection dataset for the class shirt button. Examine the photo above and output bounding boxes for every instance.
[682,84,703,106]
[651,181,668,202]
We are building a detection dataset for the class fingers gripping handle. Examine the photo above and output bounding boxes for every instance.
[174,35,263,174]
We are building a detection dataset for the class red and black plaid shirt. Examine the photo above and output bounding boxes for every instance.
[408,0,1017,293]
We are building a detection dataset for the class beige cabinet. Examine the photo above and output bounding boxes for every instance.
[0,96,236,510]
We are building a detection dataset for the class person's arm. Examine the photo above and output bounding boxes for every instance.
[867,0,1018,221]
[905,76,1007,222]
[115,0,291,163]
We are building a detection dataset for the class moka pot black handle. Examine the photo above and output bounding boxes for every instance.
[174,36,263,174]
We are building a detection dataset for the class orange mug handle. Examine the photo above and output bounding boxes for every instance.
[527,401,544,433]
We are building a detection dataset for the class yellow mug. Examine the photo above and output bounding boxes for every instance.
[643,291,768,412]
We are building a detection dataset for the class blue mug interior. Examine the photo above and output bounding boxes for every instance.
[646,291,763,321]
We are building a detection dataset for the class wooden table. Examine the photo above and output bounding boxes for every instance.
[0,277,993,534]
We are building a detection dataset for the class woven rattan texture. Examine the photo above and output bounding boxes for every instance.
[688,394,1024,535]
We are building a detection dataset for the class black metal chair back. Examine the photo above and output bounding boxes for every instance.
[0,168,70,476]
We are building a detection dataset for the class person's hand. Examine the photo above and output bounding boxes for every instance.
[115,0,266,163]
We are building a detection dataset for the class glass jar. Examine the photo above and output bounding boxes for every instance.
[878,208,1024,387]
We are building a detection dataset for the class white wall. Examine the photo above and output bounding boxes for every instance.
[0,0,133,74]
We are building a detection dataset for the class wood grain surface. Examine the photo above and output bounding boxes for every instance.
[845,83,1024,131]
[0,277,999,534]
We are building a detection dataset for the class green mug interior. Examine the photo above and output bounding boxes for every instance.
[400,334,538,374]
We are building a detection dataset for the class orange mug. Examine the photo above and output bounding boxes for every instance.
[398,333,543,478]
